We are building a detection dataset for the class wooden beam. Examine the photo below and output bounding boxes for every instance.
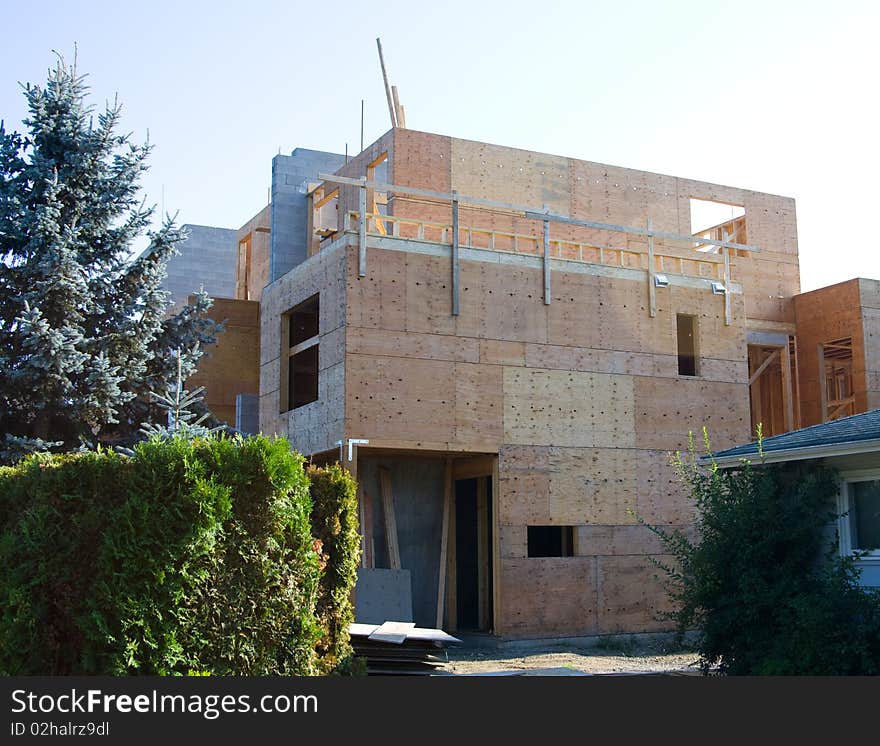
[313,188,339,210]
[358,485,367,569]
[360,488,375,569]
[748,347,780,386]
[391,85,404,130]
[818,344,828,423]
[378,467,401,570]
[446,488,457,633]
[780,338,794,432]
[376,38,397,128]
[452,192,460,316]
[437,459,453,629]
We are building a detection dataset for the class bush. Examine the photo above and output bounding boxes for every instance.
[308,464,361,674]
[650,432,880,675]
[0,435,327,675]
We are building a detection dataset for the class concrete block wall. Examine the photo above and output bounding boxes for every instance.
[269,148,346,282]
[164,224,237,308]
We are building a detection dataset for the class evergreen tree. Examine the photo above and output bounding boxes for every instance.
[0,54,221,462]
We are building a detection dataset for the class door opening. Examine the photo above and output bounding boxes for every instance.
[454,476,493,632]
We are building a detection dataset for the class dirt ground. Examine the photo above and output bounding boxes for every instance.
[440,636,703,676]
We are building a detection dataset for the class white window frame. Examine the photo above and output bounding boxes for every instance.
[837,469,880,563]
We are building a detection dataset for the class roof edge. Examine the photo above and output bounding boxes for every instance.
[707,436,880,468]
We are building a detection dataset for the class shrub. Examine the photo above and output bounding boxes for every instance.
[650,432,880,675]
[0,435,324,675]
[308,464,361,674]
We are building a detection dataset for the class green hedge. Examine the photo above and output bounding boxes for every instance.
[308,464,361,674]
[0,436,359,675]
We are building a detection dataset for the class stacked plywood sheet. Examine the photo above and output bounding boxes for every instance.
[349,622,461,675]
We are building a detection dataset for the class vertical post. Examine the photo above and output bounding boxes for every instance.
[723,247,732,326]
[452,191,460,316]
[543,205,551,305]
[781,341,795,432]
[476,476,489,630]
[647,218,657,318]
[358,183,367,277]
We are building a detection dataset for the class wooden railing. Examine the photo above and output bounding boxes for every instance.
[342,210,728,281]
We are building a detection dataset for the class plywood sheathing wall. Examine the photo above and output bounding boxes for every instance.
[343,240,752,636]
[793,279,864,427]
[383,130,799,327]
[327,129,790,637]
[258,243,346,455]
[236,205,271,302]
[188,298,260,426]
[858,279,880,412]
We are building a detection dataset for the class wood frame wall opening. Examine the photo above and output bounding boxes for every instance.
[280,293,320,413]
[677,313,699,376]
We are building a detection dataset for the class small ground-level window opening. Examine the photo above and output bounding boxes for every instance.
[527,525,574,558]
[677,314,699,376]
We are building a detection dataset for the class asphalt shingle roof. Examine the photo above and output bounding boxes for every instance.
[712,408,880,460]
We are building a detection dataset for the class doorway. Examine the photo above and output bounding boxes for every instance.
[453,475,493,632]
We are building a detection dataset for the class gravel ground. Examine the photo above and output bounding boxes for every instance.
[440,636,703,675]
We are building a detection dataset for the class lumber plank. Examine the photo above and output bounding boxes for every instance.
[379,467,401,570]
[436,459,453,628]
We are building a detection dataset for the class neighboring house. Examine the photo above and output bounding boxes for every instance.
[711,409,880,587]
[176,126,880,638]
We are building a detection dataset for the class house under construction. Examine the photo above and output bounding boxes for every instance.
[178,126,876,639]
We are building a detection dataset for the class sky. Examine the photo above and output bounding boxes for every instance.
[1,0,878,292]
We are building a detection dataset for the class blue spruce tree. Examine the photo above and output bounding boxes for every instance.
[0,54,220,462]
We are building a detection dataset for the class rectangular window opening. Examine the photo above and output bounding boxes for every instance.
[281,294,320,412]
[690,197,746,255]
[677,313,699,376]
[289,294,319,347]
[290,344,319,410]
[820,337,854,422]
[527,526,574,558]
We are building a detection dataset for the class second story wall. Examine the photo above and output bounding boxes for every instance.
[336,129,800,327]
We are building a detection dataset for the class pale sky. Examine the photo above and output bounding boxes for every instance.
[1,0,877,292]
